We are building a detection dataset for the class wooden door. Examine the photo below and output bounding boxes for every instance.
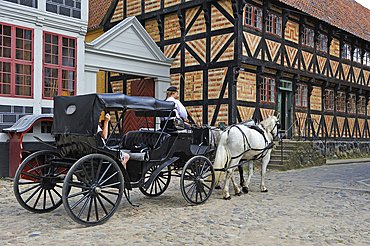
[123,79,155,134]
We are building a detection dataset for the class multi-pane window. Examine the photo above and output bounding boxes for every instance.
[260,77,275,103]
[296,84,308,107]
[317,34,328,53]
[358,96,366,115]
[365,52,370,67]
[43,32,76,99]
[0,23,33,97]
[244,4,262,30]
[324,89,334,111]
[4,0,37,8]
[46,0,81,19]
[302,27,314,48]
[336,91,346,112]
[353,47,361,63]
[342,43,351,60]
[347,94,356,114]
[266,14,282,36]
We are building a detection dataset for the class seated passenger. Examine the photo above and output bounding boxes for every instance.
[98,113,130,168]
[160,86,191,130]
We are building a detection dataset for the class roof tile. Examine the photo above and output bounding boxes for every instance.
[88,0,113,30]
[277,0,370,42]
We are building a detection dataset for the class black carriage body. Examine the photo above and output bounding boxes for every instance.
[13,93,216,226]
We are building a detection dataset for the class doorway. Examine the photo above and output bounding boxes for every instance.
[278,80,292,138]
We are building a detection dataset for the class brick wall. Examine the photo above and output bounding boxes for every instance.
[186,7,206,35]
[211,2,233,31]
[184,71,203,101]
[186,105,203,126]
[127,0,141,17]
[310,86,322,111]
[111,0,123,23]
[145,18,160,42]
[284,20,299,44]
[237,71,256,102]
[164,0,181,8]
[208,104,228,126]
[208,67,228,100]
[330,39,340,58]
[145,0,160,13]
[164,13,181,40]
[238,106,255,122]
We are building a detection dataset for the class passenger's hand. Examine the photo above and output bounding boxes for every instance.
[105,113,111,122]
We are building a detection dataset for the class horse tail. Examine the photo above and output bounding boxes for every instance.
[214,130,231,185]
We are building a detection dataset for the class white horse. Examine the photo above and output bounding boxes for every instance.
[213,115,280,200]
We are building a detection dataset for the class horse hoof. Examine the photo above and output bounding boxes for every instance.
[242,187,249,193]
[215,185,222,190]
[235,192,242,196]
[223,196,231,200]
[261,189,268,193]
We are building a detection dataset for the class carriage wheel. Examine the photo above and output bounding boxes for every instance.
[14,150,65,213]
[139,164,171,197]
[180,156,215,205]
[62,154,123,226]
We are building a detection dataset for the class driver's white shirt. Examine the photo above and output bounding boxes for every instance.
[165,97,187,119]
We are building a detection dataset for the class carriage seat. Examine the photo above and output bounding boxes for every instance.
[120,130,171,152]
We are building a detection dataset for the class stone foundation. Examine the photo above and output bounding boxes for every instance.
[313,141,370,160]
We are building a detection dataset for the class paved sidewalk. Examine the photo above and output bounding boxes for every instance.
[326,157,370,165]
[1,162,370,245]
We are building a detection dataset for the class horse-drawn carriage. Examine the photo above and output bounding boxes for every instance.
[13,93,217,226]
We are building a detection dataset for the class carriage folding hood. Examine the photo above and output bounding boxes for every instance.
[51,93,175,136]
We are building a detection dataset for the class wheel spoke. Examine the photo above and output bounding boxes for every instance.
[97,195,108,216]
[184,181,195,189]
[90,159,95,183]
[81,164,92,185]
[68,182,89,190]
[20,172,41,180]
[43,189,47,209]
[184,170,196,180]
[24,186,42,203]
[74,172,90,186]
[94,197,99,221]
[87,197,93,222]
[55,168,68,177]
[200,165,211,176]
[18,181,41,185]
[33,188,43,209]
[67,190,90,199]
[100,181,121,189]
[52,188,62,198]
[157,176,167,186]
[98,164,112,184]
[70,193,89,210]
[202,172,213,179]
[48,190,56,206]
[101,190,120,196]
[19,183,41,195]
[99,193,116,206]
[34,156,43,176]
[95,159,103,182]
[186,182,196,197]
[77,196,91,218]
[99,171,118,186]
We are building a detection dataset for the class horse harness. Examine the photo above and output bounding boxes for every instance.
[215,122,277,172]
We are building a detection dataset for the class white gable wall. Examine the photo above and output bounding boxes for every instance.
[84,17,173,99]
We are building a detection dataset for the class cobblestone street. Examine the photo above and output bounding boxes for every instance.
[1,162,370,245]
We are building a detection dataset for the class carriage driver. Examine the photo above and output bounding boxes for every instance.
[160,86,191,130]
[98,113,130,168]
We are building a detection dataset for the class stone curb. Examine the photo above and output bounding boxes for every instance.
[326,158,370,165]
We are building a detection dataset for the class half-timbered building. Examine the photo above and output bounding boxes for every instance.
[97,0,370,145]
